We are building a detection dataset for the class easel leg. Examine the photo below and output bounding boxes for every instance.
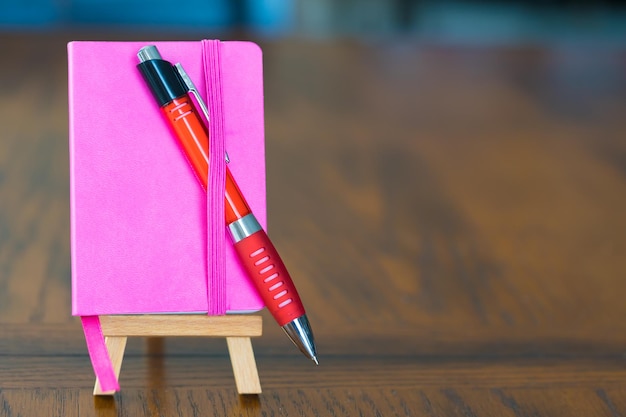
[226,337,262,394]
[93,336,128,395]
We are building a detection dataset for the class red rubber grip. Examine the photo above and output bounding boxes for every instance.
[233,230,305,326]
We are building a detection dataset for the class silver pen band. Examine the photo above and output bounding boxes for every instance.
[228,213,263,243]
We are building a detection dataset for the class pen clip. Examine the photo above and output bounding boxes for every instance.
[174,63,230,164]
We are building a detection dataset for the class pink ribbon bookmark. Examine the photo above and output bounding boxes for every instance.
[81,315,119,392]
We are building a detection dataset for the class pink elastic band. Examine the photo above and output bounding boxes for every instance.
[203,39,227,315]
[81,316,119,392]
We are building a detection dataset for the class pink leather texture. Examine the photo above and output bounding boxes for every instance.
[68,40,266,316]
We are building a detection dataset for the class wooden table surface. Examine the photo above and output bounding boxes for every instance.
[1,32,626,416]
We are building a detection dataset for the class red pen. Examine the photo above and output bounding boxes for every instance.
[137,45,317,364]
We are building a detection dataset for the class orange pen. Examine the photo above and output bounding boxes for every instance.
[137,46,317,364]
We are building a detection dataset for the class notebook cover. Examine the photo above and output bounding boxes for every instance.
[69,40,266,315]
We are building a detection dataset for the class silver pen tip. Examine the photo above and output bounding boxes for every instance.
[312,356,319,365]
[281,315,317,362]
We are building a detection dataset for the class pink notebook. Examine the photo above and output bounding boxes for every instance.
[69,40,266,317]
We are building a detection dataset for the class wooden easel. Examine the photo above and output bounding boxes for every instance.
[92,315,263,395]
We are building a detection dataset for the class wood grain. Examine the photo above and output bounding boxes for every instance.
[1,31,626,415]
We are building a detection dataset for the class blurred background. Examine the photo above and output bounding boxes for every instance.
[1,0,625,43]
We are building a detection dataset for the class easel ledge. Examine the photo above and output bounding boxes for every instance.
[93,314,263,396]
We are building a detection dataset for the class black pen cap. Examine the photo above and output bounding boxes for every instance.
[137,45,188,107]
